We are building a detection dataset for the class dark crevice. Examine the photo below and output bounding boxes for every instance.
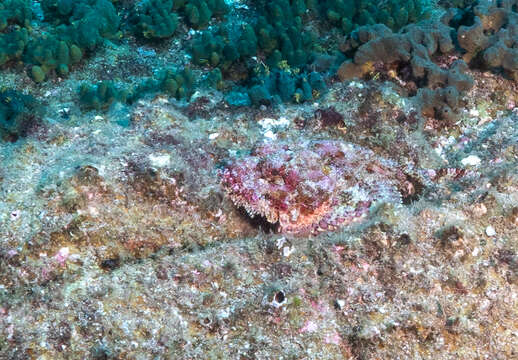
[237,207,279,234]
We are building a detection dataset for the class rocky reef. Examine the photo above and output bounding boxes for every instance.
[1,0,518,359]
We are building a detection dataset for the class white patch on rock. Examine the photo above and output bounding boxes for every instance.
[485,226,496,237]
[264,130,276,140]
[258,117,291,141]
[282,246,294,257]
[149,153,171,168]
[461,155,481,167]
[469,109,479,117]
[258,117,290,130]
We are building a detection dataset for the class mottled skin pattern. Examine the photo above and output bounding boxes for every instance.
[222,140,410,234]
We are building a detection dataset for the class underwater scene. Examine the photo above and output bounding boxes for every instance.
[1,0,518,358]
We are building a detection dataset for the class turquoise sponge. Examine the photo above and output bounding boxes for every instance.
[136,68,195,100]
[131,0,230,37]
[245,67,326,105]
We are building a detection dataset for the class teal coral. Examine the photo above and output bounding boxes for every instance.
[244,68,325,105]
[24,37,83,81]
[191,30,230,67]
[132,0,179,39]
[439,0,476,9]
[321,0,428,32]
[0,26,28,65]
[0,0,120,82]
[254,0,316,68]
[79,81,131,111]
[0,0,513,115]
[191,24,260,70]
[131,0,230,39]
[79,68,196,110]
[0,0,32,30]
[148,67,195,99]
[181,0,229,28]
[0,0,31,66]
[51,0,121,50]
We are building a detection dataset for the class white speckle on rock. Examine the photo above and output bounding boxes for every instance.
[282,246,294,257]
[149,153,171,168]
[469,109,479,117]
[88,206,99,216]
[461,155,481,167]
[485,225,496,237]
[336,299,346,309]
[264,130,276,140]
[471,203,487,217]
[348,81,364,89]
[209,132,219,140]
[276,237,286,249]
[258,117,290,130]
[258,117,288,141]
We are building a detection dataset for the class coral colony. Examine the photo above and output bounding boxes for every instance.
[1,1,518,359]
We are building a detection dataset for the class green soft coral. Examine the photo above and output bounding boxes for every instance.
[321,0,427,32]
[41,0,120,49]
[24,36,83,81]
[79,68,196,110]
[182,0,229,28]
[79,81,132,110]
[18,0,119,82]
[0,26,28,65]
[254,0,317,68]
[0,0,32,30]
[133,0,179,39]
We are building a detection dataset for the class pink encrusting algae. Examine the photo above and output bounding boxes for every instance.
[221,140,412,234]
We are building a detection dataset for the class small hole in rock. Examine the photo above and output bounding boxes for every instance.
[275,291,285,303]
